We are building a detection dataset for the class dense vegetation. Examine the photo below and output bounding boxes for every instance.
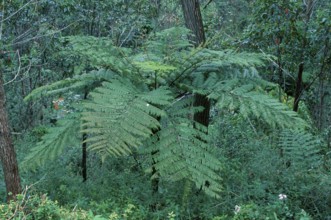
[0,0,330,219]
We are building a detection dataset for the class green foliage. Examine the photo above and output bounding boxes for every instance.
[146,97,222,198]
[144,27,192,57]
[82,79,172,158]
[60,36,133,72]
[21,27,312,202]
[0,193,106,220]
[228,200,312,220]
[23,69,115,102]
[21,115,80,171]
[208,78,307,128]
[133,61,176,73]
[279,130,323,170]
[2,0,331,219]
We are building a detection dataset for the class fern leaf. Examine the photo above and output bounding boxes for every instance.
[24,69,115,102]
[146,97,223,198]
[279,130,322,170]
[81,78,172,157]
[21,115,79,171]
[209,79,307,128]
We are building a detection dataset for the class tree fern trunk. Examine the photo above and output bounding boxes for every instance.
[150,123,160,211]
[194,93,210,127]
[0,72,21,202]
[181,179,192,214]
[151,113,161,196]
[151,150,159,194]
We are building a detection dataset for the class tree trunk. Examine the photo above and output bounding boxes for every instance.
[293,0,314,112]
[293,62,304,112]
[82,92,88,182]
[180,0,206,47]
[82,133,87,182]
[0,72,21,202]
[180,0,210,128]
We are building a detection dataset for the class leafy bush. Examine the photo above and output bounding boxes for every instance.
[0,193,103,220]
[229,199,312,220]
[0,193,154,220]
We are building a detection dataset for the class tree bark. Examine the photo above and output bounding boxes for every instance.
[82,133,87,182]
[293,0,314,112]
[181,0,206,47]
[0,72,21,202]
[293,62,304,112]
[82,92,88,182]
[181,0,210,128]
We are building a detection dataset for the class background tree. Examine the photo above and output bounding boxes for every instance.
[0,71,21,201]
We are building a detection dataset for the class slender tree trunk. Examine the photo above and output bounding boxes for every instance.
[316,30,329,130]
[180,0,210,127]
[82,133,87,182]
[293,0,314,112]
[0,72,21,202]
[293,62,304,112]
[82,92,88,182]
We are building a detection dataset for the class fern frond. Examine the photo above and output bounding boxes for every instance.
[146,97,222,198]
[81,78,172,158]
[279,130,322,170]
[24,69,115,101]
[194,49,266,69]
[61,36,135,75]
[21,115,80,171]
[208,79,307,128]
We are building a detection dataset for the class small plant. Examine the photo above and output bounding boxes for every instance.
[0,189,107,220]
[231,194,312,220]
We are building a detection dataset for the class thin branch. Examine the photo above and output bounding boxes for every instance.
[203,0,214,9]
[13,26,36,42]
[258,48,295,80]
[1,0,38,23]
[4,20,81,47]
[119,27,135,47]
[6,60,32,84]
[4,50,21,85]
[0,0,4,40]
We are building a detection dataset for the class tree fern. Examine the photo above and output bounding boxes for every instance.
[145,96,222,198]
[81,78,172,160]
[22,28,311,200]
[279,130,322,170]
[21,115,79,171]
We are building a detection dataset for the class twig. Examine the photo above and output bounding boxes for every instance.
[1,0,38,23]
[258,48,295,80]
[247,117,258,136]
[4,50,21,85]
[5,20,81,47]
[203,0,214,9]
